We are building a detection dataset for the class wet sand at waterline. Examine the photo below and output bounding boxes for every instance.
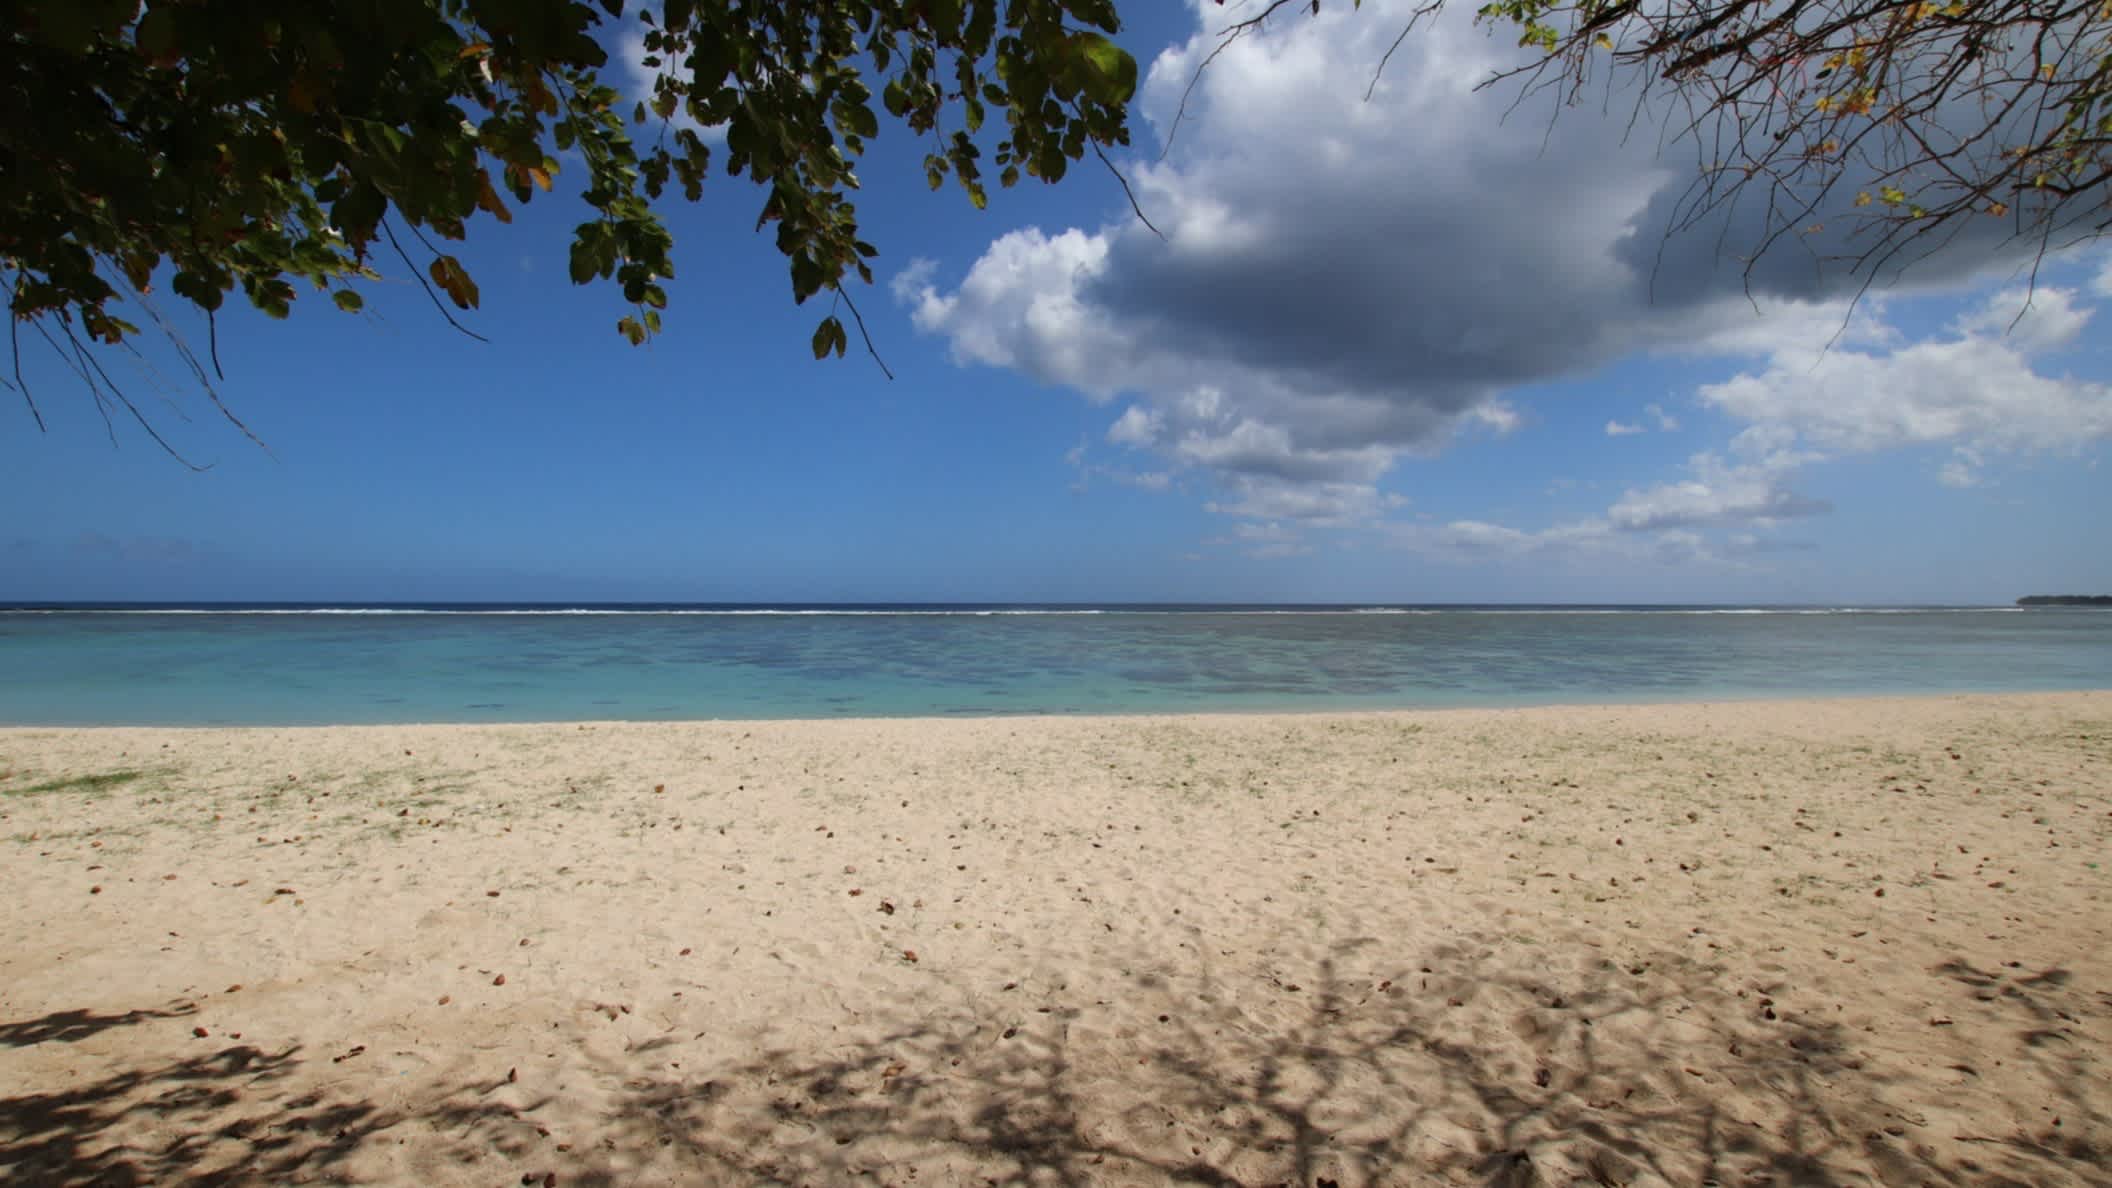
[2,693,2107,1186]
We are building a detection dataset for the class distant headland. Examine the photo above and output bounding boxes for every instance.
[2017,595,2112,606]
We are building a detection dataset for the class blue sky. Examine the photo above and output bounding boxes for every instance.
[5,0,2109,605]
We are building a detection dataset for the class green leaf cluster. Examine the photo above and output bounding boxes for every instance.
[1,0,1141,352]
[638,0,1135,308]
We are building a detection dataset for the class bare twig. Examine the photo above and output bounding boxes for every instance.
[1452,0,2112,300]
[837,289,895,380]
[382,218,491,343]
[1161,0,1305,160]
[117,274,270,453]
[71,327,212,469]
[1092,139,1163,239]
[35,321,117,442]
[1368,3,1448,100]
[34,318,209,468]
[7,291,45,432]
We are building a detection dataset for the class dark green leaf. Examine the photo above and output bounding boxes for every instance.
[569,225,603,284]
[1072,33,1137,105]
[332,183,386,239]
[840,100,879,139]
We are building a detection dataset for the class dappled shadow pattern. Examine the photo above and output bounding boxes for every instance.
[564,939,2111,1187]
[4,943,2106,1187]
[1933,958,2109,1178]
[3,1042,310,1185]
[0,1028,532,1186]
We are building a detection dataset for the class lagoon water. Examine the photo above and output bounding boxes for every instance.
[1,604,2107,726]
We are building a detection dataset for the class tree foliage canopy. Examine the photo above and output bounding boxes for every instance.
[1353,0,2110,278]
[1,0,1140,383]
[3,0,2109,451]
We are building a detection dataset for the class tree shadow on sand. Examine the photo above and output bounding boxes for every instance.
[1928,957,2108,1178]
[2,938,2105,1187]
[567,937,2109,1187]
[0,1009,531,1187]
[0,1002,197,1049]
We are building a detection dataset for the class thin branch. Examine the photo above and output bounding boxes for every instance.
[8,295,45,433]
[66,323,212,469]
[1466,0,2111,273]
[117,272,269,453]
[112,336,195,424]
[382,218,491,343]
[1161,1,1303,161]
[1579,0,1642,37]
[1366,3,1446,102]
[9,363,45,432]
[1216,0,1305,40]
[837,288,894,381]
[1091,138,1163,239]
[33,318,208,467]
[33,320,117,442]
[399,215,454,266]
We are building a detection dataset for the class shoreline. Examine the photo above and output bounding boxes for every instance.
[3,690,2107,1185]
[6,685,2110,733]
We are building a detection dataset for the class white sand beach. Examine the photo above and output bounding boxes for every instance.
[2,693,2107,1186]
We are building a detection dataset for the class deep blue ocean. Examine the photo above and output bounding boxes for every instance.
[0,603,2106,726]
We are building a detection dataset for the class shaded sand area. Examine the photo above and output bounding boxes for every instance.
[2,694,2109,1187]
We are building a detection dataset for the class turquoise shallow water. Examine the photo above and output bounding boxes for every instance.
[0,604,2107,726]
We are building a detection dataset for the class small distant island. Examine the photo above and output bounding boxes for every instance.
[2017,595,2112,606]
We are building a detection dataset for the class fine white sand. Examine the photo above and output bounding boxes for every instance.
[1,693,2107,1186]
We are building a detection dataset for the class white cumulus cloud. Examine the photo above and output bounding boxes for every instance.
[1699,288,2112,458]
[896,0,2095,543]
[1607,453,1829,532]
